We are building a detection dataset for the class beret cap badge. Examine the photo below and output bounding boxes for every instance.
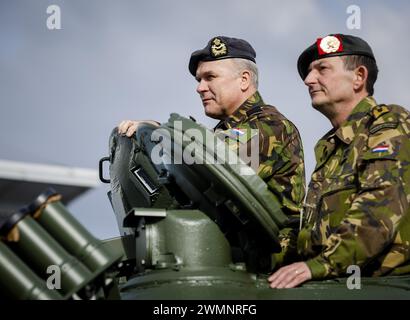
[317,35,343,55]
[211,38,228,57]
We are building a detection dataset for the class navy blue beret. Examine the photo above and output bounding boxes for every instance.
[189,36,256,76]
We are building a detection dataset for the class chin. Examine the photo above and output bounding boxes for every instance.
[204,107,223,120]
[310,101,323,111]
[204,111,223,120]
[311,97,327,108]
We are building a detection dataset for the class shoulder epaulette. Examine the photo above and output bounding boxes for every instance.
[369,104,400,134]
[372,104,390,119]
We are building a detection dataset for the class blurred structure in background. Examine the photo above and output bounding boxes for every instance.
[0,159,99,212]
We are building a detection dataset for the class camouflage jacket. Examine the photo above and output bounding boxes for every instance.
[299,96,410,279]
[214,91,306,219]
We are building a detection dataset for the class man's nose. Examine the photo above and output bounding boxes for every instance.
[196,80,208,94]
[304,70,317,86]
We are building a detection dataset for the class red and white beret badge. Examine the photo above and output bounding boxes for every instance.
[316,35,343,55]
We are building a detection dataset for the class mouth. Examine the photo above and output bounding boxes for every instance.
[201,98,213,105]
[309,89,323,95]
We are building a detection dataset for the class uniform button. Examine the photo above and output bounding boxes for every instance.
[329,138,335,144]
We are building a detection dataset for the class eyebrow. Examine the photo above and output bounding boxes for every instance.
[195,70,214,81]
[308,60,327,72]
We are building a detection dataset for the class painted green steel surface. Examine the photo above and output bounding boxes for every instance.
[37,201,122,274]
[10,216,94,296]
[0,241,63,300]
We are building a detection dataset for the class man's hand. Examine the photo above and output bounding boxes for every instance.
[268,262,312,288]
[117,120,160,137]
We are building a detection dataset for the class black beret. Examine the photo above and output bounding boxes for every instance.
[297,34,376,80]
[189,36,256,76]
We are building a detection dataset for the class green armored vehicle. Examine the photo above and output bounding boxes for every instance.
[1,113,410,299]
[101,113,410,300]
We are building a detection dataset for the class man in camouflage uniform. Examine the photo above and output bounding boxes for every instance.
[119,36,306,223]
[269,34,410,289]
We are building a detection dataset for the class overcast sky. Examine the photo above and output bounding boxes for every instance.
[1,0,409,239]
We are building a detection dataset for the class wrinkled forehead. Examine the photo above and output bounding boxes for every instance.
[308,56,344,71]
[196,59,236,76]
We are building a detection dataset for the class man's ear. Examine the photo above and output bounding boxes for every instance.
[240,70,252,91]
[353,65,368,93]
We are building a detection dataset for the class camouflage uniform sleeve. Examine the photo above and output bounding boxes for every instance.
[255,115,305,270]
[216,116,305,269]
[216,115,305,216]
[305,119,410,279]
[272,227,299,269]
[253,116,306,218]
[215,114,305,268]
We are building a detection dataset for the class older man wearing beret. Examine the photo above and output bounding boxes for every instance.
[118,36,306,260]
[269,34,410,288]
[187,36,305,221]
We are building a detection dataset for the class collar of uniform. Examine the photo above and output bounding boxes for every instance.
[334,96,377,144]
[216,91,265,129]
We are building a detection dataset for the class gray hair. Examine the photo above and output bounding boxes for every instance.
[231,58,259,89]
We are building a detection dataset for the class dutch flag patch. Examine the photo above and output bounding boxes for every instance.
[231,128,245,136]
[372,144,389,153]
